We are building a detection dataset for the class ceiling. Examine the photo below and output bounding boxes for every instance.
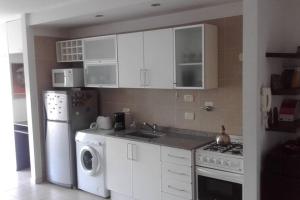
[0,0,79,21]
[0,0,241,27]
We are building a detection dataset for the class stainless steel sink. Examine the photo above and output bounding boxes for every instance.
[125,131,165,139]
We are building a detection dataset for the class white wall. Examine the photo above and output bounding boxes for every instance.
[21,14,44,183]
[243,0,260,199]
[12,97,27,122]
[70,2,242,38]
[0,23,16,173]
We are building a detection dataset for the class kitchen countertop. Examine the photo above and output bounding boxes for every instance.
[106,129,215,150]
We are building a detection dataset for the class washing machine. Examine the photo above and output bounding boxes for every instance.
[75,129,113,197]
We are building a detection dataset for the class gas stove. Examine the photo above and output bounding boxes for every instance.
[202,141,243,156]
[196,136,244,174]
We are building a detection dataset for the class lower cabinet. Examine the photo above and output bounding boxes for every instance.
[106,137,132,197]
[106,137,161,200]
[161,147,193,200]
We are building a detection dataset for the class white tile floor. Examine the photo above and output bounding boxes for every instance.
[0,170,108,200]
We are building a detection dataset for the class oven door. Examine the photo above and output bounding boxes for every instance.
[196,167,243,200]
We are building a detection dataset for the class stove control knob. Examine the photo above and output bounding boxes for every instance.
[209,158,216,164]
[198,156,203,162]
[224,160,230,166]
[203,156,209,162]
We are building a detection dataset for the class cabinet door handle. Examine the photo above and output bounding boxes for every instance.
[145,69,150,86]
[127,143,137,161]
[127,143,132,160]
[143,70,147,86]
[132,144,137,161]
[167,169,189,176]
[168,154,187,160]
[140,69,145,87]
[167,185,187,193]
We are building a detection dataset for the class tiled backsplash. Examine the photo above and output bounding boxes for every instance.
[99,16,243,135]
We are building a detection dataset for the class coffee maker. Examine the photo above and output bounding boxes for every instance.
[113,112,125,131]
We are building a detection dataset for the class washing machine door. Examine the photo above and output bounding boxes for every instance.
[80,145,101,176]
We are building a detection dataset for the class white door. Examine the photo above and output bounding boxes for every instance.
[144,28,174,89]
[118,32,144,88]
[106,137,132,197]
[46,121,72,185]
[132,141,161,200]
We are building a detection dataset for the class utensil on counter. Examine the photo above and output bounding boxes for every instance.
[216,125,231,145]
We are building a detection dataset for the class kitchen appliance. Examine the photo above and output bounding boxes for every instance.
[196,136,243,200]
[216,125,231,145]
[76,129,112,197]
[90,116,113,130]
[113,112,125,131]
[52,68,84,87]
[44,89,98,187]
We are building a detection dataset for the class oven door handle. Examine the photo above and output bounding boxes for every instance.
[196,167,243,184]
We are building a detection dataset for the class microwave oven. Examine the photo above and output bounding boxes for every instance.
[52,68,84,87]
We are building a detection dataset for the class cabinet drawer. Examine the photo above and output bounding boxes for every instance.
[162,179,192,199]
[161,146,192,166]
[162,192,189,200]
[162,163,192,183]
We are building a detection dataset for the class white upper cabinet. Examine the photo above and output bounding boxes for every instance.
[174,24,218,89]
[84,61,118,88]
[118,29,174,89]
[83,35,117,62]
[144,28,174,89]
[118,32,144,88]
[6,19,23,54]
[55,24,218,89]
[83,35,119,87]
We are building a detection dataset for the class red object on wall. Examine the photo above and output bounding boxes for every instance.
[11,63,25,96]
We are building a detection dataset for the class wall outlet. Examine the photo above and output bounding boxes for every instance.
[184,112,195,120]
[204,101,214,107]
[122,108,130,113]
[184,94,194,102]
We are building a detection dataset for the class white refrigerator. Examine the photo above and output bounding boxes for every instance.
[44,89,98,188]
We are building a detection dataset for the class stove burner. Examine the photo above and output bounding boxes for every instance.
[203,142,243,155]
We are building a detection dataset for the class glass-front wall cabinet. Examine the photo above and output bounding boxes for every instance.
[83,35,117,61]
[84,61,118,88]
[83,35,118,87]
[174,24,218,89]
[175,25,203,88]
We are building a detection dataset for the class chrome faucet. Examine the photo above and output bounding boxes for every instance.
[143,122,158,133]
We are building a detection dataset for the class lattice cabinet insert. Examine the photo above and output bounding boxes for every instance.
[56,39,83,62]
